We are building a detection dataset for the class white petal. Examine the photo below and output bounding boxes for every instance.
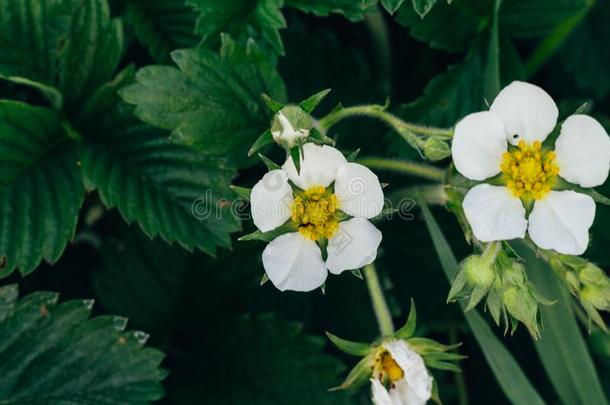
[528,191,595,255]
[262,232,327,292]
[326,218,382,274]
[391,380,429,405]
[451,111,507,181]
[463,184,527,242]
[490,81,558,145]
[554,114,610,188]
[384,340,433,404]
[250,170,294,232]
[334,162,384,218]
[282,143,347,189]
[371,379,394,405]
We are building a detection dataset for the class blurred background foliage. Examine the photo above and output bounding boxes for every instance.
[1,0,610,403]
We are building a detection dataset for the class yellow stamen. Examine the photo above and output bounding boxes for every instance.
[291,186,339,240]
[373,349,405,384]
[500,140,559,200]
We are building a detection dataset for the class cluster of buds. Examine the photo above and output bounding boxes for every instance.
[449,242,546,338]
[327,301,463,404]
[548,254,610,330]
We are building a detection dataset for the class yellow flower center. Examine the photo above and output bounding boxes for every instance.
[291,186,339,240]
[500,140,559,200]
[374,349,404,384]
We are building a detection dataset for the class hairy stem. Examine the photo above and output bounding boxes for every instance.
[357,157,445,181]
[363,263,395,337]
[318,105,453,141]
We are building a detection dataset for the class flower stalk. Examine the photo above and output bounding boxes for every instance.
[318,105,453,140]
[356,157,445,182]
[363,263,395,337]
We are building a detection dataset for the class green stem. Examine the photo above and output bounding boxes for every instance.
[449,326,469,405]
[356,157,445,182]
[318,105,453,140]
[363,263,395,337]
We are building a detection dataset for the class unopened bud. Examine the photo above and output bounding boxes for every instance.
[579,264,608,287]
[502,286,539,337]
[423,137,451,161]
[271,106,312,148]
[464,255,495,288]
[581,286,610,311]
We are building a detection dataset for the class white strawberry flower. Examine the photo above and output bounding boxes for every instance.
[452,81,610,255]
[370,340,433,405]
[250,143,384,292]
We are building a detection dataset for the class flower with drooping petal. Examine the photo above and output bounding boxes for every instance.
[370,339,433,405]
[250,143,384,292]
[452,81,610,255]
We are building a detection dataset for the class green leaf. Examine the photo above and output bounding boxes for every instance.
[239,222,297,242]
[188,0,286,56]
[501,0,591,39]
[81,71,240,256]
[325,331,371,356]
[0,75,63,110]
[381,0,406,14]
[395,0,491,52]
[299,88,331,113]
[420,203,546,405]
[91,224,192,333]
[0,101,84,278]
[0,0,123,107]
[397,40,485,127]
[483,0,501,101]
[559,0,610,100]
[120,37,286,164]
[285,0,376,21]
[0,284,166,403]
[516,243,608,405]
[167,314,353,404]
[125,0,199,63]
[412,0,437,17]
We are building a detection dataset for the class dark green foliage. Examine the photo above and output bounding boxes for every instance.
[0,285,166,403]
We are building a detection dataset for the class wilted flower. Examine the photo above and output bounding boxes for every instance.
[250,143,384,292]
[370,340,433,405]
[452,81,610,255]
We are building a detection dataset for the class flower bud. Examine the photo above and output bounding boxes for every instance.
[502,286,540,338]
[464,255,495,287]
[423,137,451,161]
[579,264,608,287]
[271,106,312,148]
[580,286,609,311]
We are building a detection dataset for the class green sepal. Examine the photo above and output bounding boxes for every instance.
[423,137,451,161]
[248,130,274,157]
[431,379,443,405]
[261,93,284,113]
[345,148,360,161]
[573,102,592,115]
[239,222,296,242]
[395,298,417,339]
[230,185,251,201]
[370,207,398,224]
[553,177,610,205]
[290,145,301,173]
[260,273,270,286]
[320,283,326,295]
[258,153,280,170]
[329,354,374,391]
[325,332,371,356]
[351,269,363,279]
[407,337,461,354]
[299,88,331,113]
[309,127,335,146]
